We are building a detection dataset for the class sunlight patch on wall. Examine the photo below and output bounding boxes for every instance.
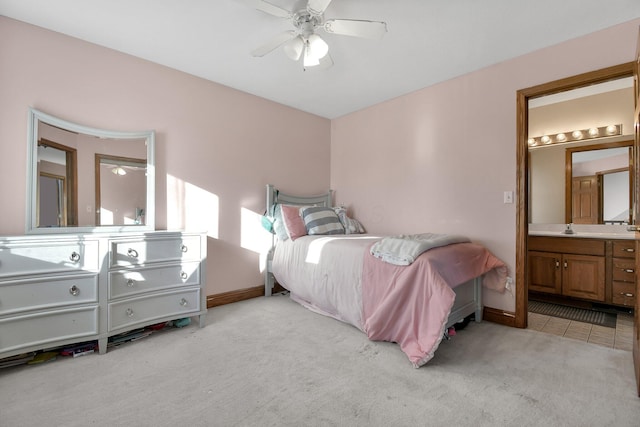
[240,207,274,273]
[166,174,219,238]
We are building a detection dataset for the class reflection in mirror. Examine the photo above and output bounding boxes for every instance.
[528,77,635,226]
[26,108,155,234]
[95,154,146,226]
[37,138,77,226]
[567,143,632,224]
[39,173,66,226]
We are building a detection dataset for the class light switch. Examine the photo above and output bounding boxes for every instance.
[503,191,513,204]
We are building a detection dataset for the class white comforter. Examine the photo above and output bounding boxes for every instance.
[272,235,381,330]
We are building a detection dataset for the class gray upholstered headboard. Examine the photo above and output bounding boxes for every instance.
[265,184,333,214]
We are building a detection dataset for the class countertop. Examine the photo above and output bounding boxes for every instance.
[528,224,637,240]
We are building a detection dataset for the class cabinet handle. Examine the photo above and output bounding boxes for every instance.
[126,279,135,287]
[125,308,134,317]
[69,285,80,296]
[181,244,188,253]
[623,269,635,273]
[69,252,81,262]
[179,298,188,307]
[180,271,188,280]
[563,261,568,269]
[555,259,560,269]
[620,292,634,297]
[127,248,139,258]
[624,248,635,253]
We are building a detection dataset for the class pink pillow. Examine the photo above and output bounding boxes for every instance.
[281,205,307,240]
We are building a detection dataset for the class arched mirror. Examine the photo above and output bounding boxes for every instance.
[26,108,155,234]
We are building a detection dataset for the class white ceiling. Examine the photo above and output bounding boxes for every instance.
[2,0,640,119]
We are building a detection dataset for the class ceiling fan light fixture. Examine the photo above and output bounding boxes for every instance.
[284,36,304,60]
[303,45,321,67]
[112,166,127,176]
[307,34,329,59]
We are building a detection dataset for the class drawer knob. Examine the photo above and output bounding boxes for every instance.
[621,292,634,297]
[126,279,135,287]
[125,308,134,317]
[180,271,188,280]
[127,248,139,258]
[181,244,188,253]
[69,285,80,296]
[179,298,188,307]
[70,252,81,262]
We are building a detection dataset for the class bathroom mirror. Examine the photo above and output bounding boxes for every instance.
[528,76,635,225]
[26,108,155,234]
[529,139,633,224]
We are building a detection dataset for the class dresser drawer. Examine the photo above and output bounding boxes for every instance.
[0,274,98,316]
[612,258,636,283]
[0,239,100,278]
[108,262,201,299]
[109,235,202,267]
[108,288,201,331]
[0,306,99,355]
[612,240,636,259]
[612,281,636,307]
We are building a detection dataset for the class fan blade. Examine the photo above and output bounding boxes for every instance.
[307,0,332,16]
[253,0,292,18]
[323,19,387,40]
[251,31,297,57]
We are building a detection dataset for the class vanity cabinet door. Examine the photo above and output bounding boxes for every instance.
[528,251,562,294]
[562,254,605,301]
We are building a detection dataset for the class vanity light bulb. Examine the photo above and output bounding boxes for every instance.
[588,128,599,137]
[556,133,567,142]
[571,130,583,140]
[527,138,537,147]
[540,135,551,145]
[606,125,618,135]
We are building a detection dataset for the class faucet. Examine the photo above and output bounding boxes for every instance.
[564,223,575,234]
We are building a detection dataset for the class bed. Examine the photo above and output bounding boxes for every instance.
[263,184,507,367]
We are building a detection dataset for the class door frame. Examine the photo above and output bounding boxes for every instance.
[515,62,635,328]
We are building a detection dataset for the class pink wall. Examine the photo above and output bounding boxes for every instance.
[331,19,640,312]
[0,17,331,295]
[2,15,639,311]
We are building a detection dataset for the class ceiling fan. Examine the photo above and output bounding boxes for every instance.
[250,0,388,69]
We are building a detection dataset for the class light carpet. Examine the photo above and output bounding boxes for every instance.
[1,294,639,427]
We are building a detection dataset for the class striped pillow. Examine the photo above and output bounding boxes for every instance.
[301,206,345,235]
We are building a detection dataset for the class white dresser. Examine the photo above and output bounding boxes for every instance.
[0,231,207,360]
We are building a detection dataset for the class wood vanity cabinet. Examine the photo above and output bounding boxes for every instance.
[0,231,207,361]
[528,236,605,302]
[610,240,636,307]
[528,235,636,308]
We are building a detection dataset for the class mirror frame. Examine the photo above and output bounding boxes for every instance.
[26,108,156,234]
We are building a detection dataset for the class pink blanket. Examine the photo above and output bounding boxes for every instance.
[362,242,507,367]
[272,236,507,368]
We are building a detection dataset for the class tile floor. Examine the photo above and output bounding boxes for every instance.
[528,311,633,351]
